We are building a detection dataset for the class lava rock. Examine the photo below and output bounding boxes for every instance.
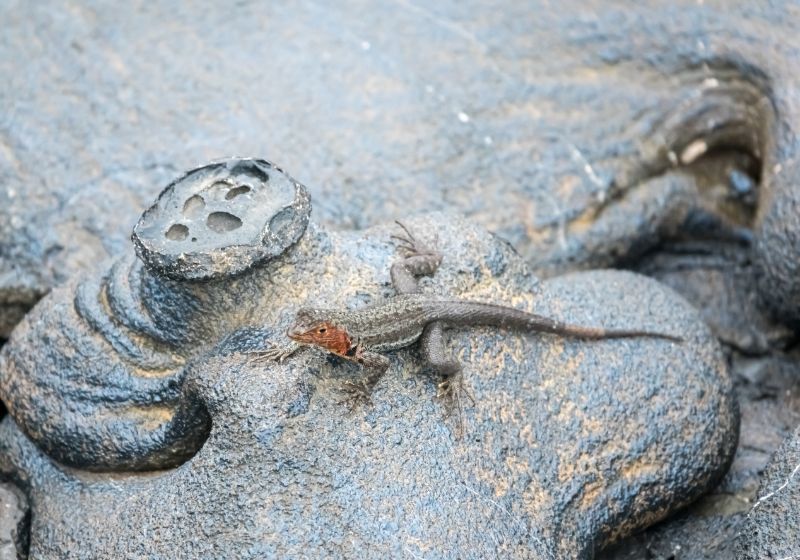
[635,240,793,355]
[132,158,311,281]
[737,423,800,559]
[1,157,313,471]
[0,213,737,558]
[3,2,800,334]
[0,482,28,560]
[754,155,800,328]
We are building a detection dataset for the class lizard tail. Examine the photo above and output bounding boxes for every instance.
[435,301,683,343]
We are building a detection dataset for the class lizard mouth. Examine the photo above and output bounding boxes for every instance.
[287,325,319,344]
[286,327,305,341]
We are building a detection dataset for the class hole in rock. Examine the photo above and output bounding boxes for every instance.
[616,146,761,270]
[207,211,243,233]
[681,146,760,228]
[165,223,189,241]
[230,161,270,183]
[225,185,252,200]
[269,207,296,237]
[615,145,763,335]
[183,195,205,218]
[209,180,233,195]
[152,400,213,472]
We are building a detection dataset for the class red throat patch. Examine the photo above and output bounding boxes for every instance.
[289,322,353,356]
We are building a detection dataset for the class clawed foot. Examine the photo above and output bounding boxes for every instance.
[245,344,299,364]
[436,374,475,437]
[391,221,437,257]
[336,380,374,411]
[437,373,476,406]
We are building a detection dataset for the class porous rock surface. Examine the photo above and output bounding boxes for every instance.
[3,1,800,335]
[737,423,800,559]
[1,158,314,471]
[0,213,737,558]
[1,1,796,556]
[0,482,27,560]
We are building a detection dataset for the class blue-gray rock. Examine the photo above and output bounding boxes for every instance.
[737,423,800,558]
[132,158,311,281]
[0,482,28,560]
[600,349,800,560]
[2,1,792,555]
[2,1,799,335]
[0,208,737,558]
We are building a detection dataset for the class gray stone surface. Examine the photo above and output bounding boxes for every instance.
[601,350,800,560]
[737,422,800,559]
[2,1,798,556]
[0,214,737,558]
[0,482,28,560]
[597,137,800,559]
[3,1,800,335]
[132,158,311,281]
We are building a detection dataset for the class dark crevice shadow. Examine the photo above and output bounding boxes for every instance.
[69,398,214,476]
[618,146,759,270]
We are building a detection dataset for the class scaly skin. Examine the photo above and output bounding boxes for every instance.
[287,293,681,353]
[251,223,681,414]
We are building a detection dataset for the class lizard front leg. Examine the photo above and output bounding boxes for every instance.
[420,322,475,435]
[338,345,390,408]
[245,341,304,364]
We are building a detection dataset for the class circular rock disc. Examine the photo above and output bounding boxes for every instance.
[132,158,311,281]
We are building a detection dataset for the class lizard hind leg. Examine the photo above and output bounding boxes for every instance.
[391,221,439,258]
[390,222,444,295]
[420,323,474,436]
[390,220,417,250]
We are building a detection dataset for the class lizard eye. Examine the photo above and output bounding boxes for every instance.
[318,327,327,334]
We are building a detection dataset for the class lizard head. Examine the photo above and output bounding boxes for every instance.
[287,309,353,356]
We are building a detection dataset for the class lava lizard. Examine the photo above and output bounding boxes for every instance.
[250,223,681,409]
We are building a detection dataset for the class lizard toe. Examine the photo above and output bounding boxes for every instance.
[337,381,374,410]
